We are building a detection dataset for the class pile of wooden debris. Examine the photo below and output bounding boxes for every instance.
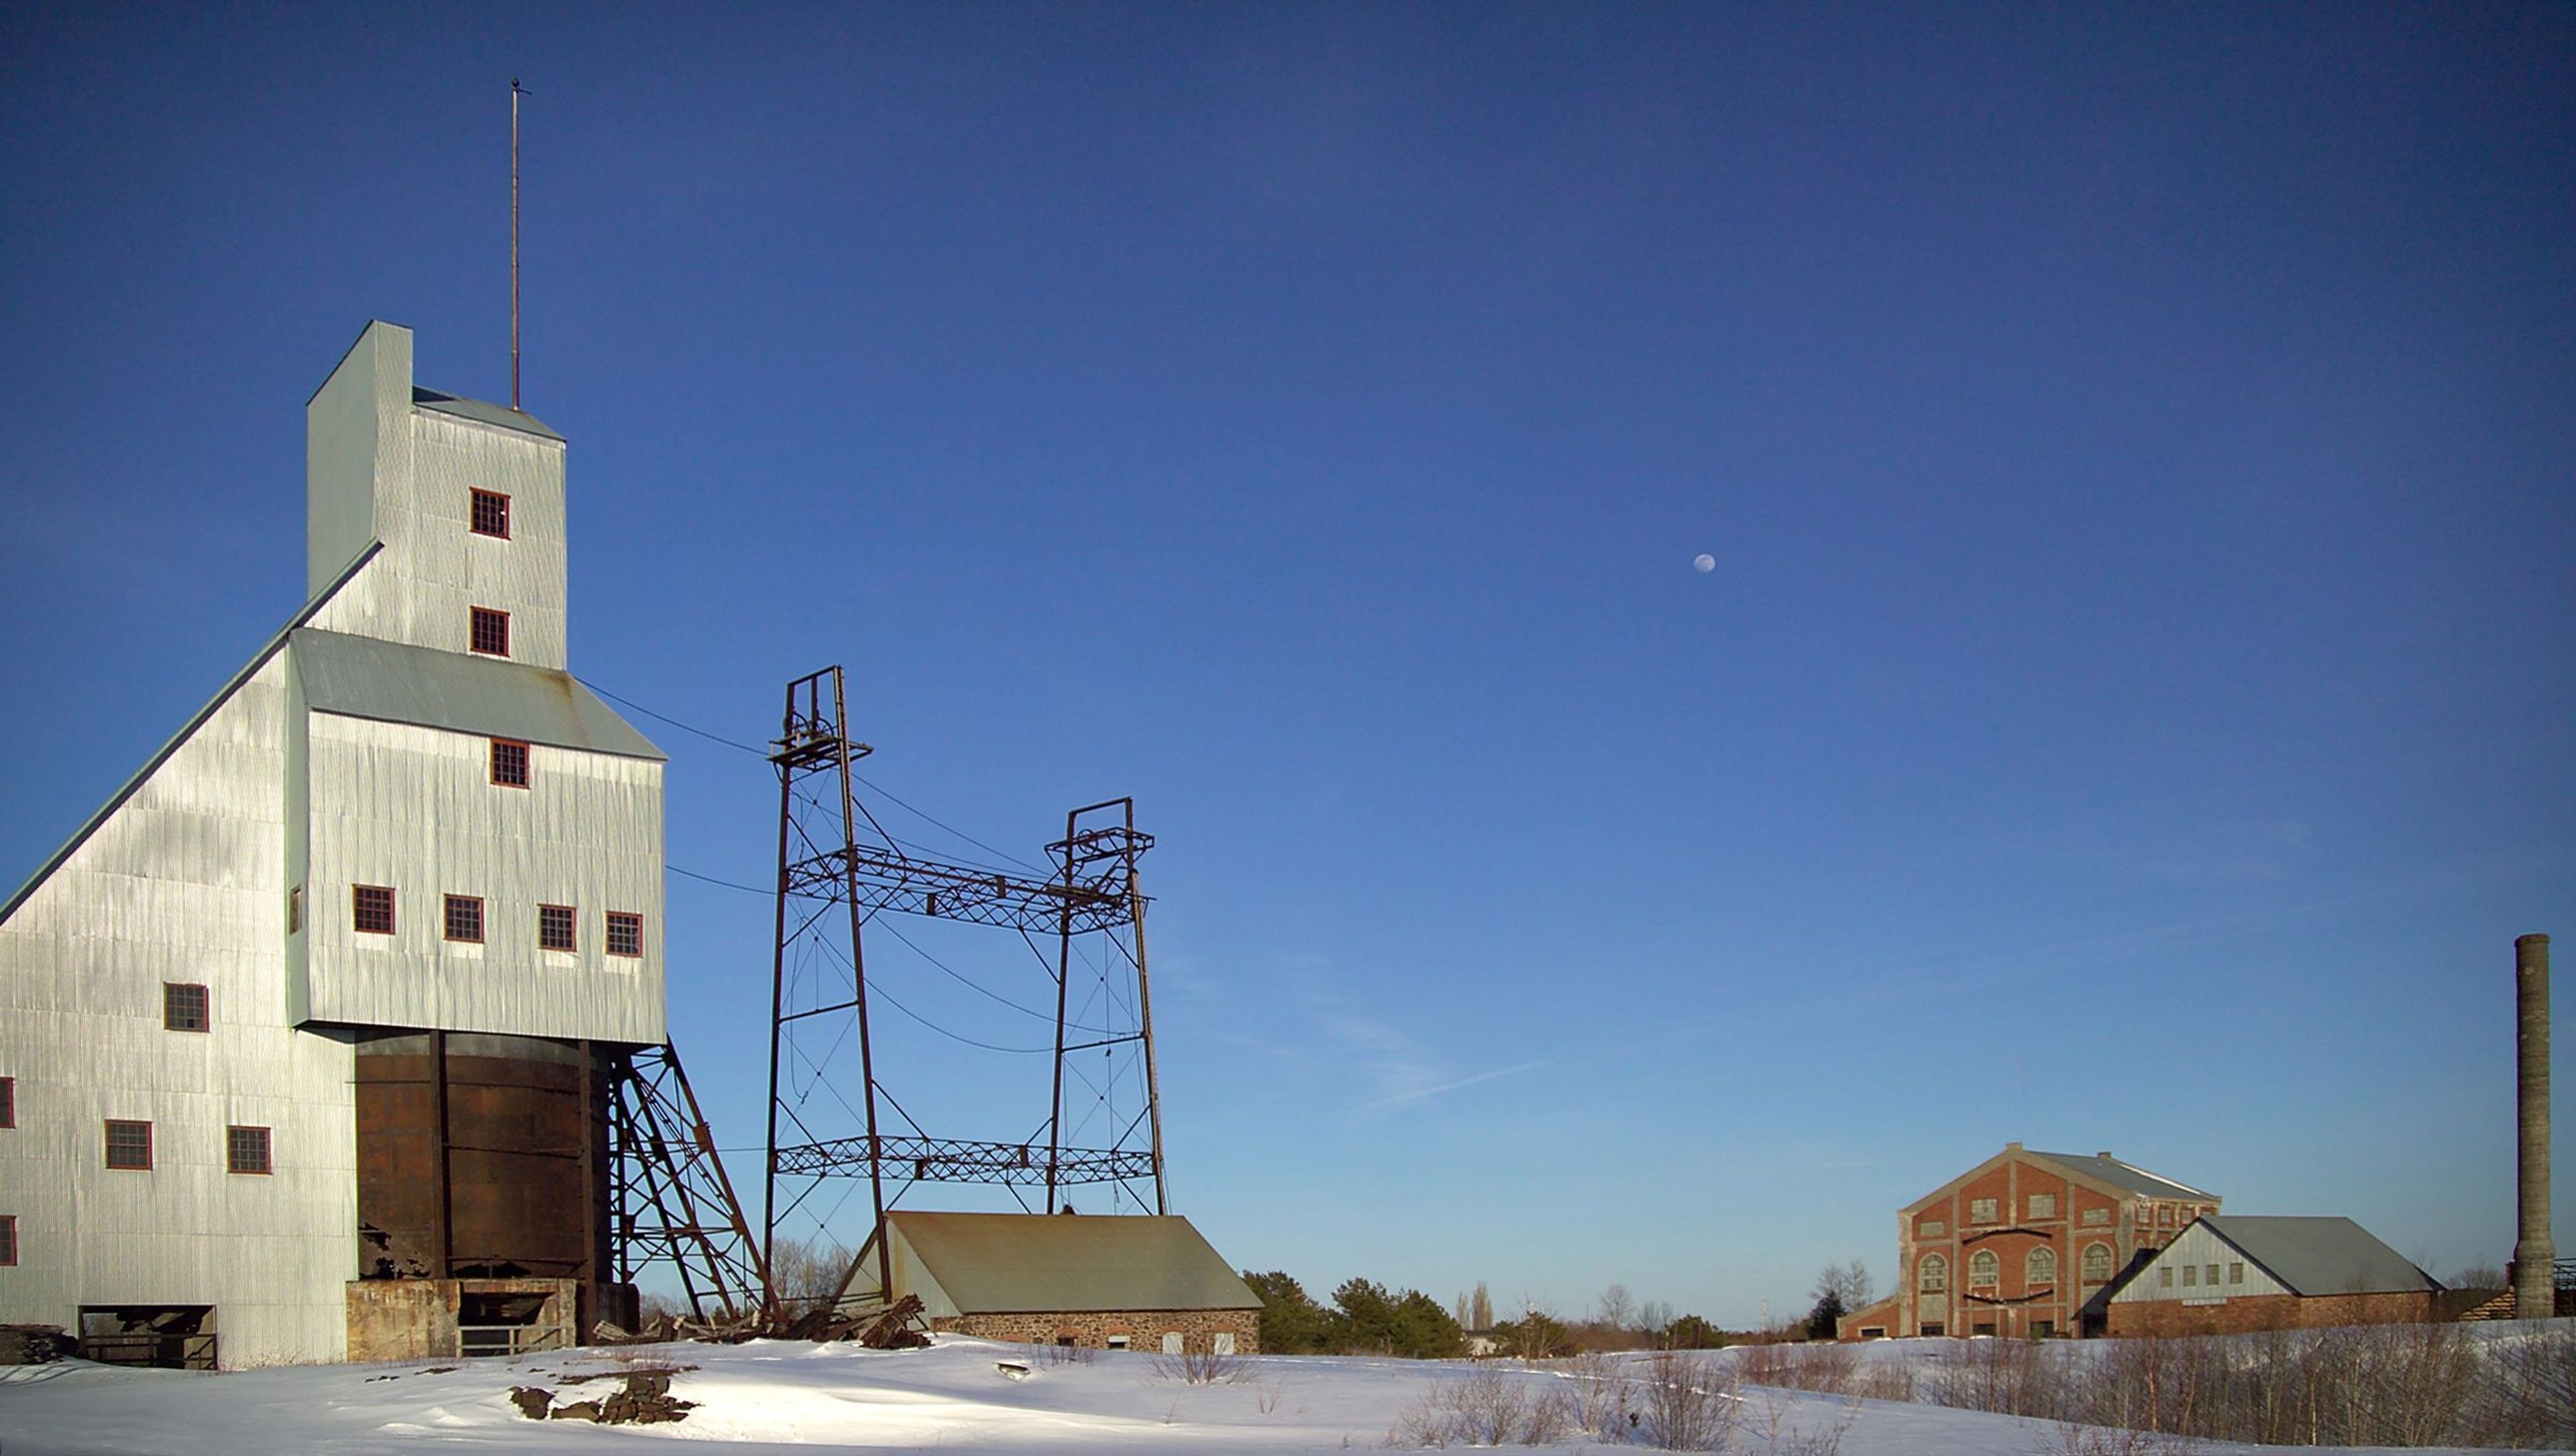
[591,1293,931,1350]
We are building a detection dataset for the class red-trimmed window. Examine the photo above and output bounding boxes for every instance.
[105,1119,152,1171]
[0,1215,15,1266]
[470,489,511,539]
[227,1125,272,1176]
[490,737,530,787]
[470,606,511,657]
[605,911,643,958]
[443,895,485,944]
[353,885,396,936]
[0,1076,14,1129]
[162,983,209,1033]
[539,904,577,952]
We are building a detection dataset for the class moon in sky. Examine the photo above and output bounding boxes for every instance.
[1693,553,1716,573]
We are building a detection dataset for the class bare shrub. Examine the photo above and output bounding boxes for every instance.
[1036,1339,1095,1366]
[1155,1346,1249,1385]
[1638,1350,1737,1451]
[2471,1321,2576,1448]
[1565,1351,1633,1435]
[764,1235,861,1319]
[1923,1335,2068,1418]
[1383,1367,1574,1449]
[1743,1388,1858,1455]
[1851,1354,1914,1403]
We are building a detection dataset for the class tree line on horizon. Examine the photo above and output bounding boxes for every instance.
[1239,1273,1744,1358]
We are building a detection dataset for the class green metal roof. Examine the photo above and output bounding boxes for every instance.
[881,1213,1258,1314]
[292,628,664,761]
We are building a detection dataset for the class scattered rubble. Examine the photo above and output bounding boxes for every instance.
[0,1325,74,1365]
[590,1292,931,1350]
[508,1371,698,1425]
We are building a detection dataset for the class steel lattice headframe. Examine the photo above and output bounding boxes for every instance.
[761,666,1167,1312]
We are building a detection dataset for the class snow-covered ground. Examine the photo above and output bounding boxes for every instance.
[0,1336,2536,1455]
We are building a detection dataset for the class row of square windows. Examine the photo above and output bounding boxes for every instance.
[1923,1195,2214,1235]
[340,887,645,956]
[2163,1262,2247,1290]
[0,1108,267,1174]
[0,1124,259,1269]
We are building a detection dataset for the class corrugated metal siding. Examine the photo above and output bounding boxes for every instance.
[0,653,358,1365]
[299,712,665,1044]
[309,351,570,672]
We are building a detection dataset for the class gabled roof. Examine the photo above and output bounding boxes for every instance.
[1902,1143,2216,1213]
[292,629,663,761]
[879,1213,1258,1314]
[2198,1216,2439,1296]
[2027,1151,2216,1202]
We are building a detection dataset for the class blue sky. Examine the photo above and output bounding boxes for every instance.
[3,4,2570,1326]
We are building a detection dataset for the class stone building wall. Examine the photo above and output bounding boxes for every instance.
[2105,1290,2442,1339]
[934,1306,1259,1354]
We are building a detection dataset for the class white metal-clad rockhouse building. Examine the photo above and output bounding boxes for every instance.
[0,321,667,1365]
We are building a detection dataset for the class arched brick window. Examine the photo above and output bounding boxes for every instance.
[1968,1249,1999,1288]
[2082,1243,2114,1282]
[1919,1253,1948,1292]
[2027,1247,2056,1287]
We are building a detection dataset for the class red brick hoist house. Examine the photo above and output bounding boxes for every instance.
[1839,1143,2220,1340]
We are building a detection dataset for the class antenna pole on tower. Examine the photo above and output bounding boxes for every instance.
[511,77,527,410]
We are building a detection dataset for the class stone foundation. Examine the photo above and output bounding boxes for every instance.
[2106,1290,2443,1339]
[933,1307,1258,1355]
[346,1278,581,1361]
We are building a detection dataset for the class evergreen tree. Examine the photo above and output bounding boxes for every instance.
[1241,1270,1330,1355]
[1389,1288,1466,1359]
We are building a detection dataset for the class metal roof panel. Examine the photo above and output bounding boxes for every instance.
[881,1213,1258,1314]
[291,628,663,760]
[2202,1215,2438,1296]
[413,387,564,442]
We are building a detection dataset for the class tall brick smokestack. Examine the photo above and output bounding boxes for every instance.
[2515,933,2554,1319]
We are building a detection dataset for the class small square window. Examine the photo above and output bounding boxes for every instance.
[2182,1264,2198,1287]
[1920,1219,1945,1237]
[490,738,530,788]
[2159,1267,2174,1288]
[470,606,511,657]
[539,904,577,952]
[470,489,511,539]
[444,895,485,944]
[606,911,643,958]
[354,885,396,936]
[162,983,209,1033]
[2027,1192,2057,1220]
[1969,1197,1998,1224]
[0,1076,14,1129]
[0,1214,15,1266]
[2206,1264,2220,1287]
[2082,1207,2110,1226]
[105,1119,152,1170]
[2228,1262,2245,1285]
[227,1125,272,1176]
